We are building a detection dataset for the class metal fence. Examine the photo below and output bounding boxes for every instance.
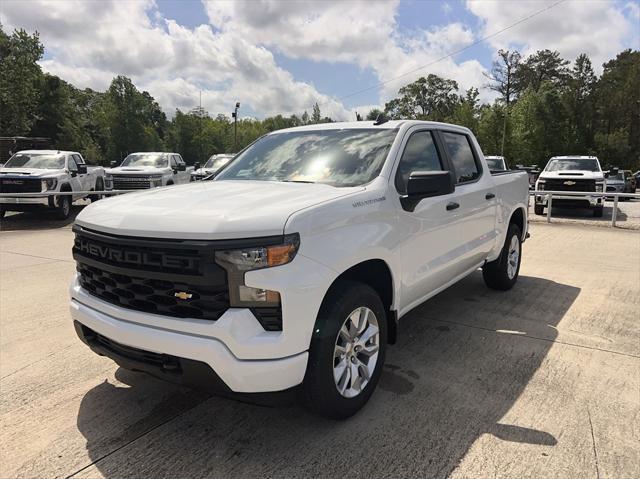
[529,190,640,227]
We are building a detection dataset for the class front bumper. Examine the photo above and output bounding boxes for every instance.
[0,196,50,206]
[534,194,603,207]
[70,297,308,393]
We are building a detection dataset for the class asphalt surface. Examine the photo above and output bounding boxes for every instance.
[1,216,639,478]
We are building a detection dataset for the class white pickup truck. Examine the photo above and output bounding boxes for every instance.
[190,154,235,181]
[0,150,106,219]
[534,156,606,217]
[70,121,529,418]
[106,152,193,190]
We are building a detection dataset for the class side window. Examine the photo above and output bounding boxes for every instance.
[170,156,178,168]
[441,132,480,183]
[176,155,184,165]
[73,154,84,165]
[68,156,78,172]
[395,130,443,194]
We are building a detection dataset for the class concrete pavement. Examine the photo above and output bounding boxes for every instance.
[1,221,638,478]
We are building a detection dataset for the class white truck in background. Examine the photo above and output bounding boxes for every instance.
[0,150,106,219]
[534,156,606,217]
[190,154,235,181]
[105,152,193,190]
[70,120,529,419]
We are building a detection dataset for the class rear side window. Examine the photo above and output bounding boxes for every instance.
[441,132,480,183]
[395,131,443,194]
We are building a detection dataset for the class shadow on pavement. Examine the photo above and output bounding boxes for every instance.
[75,273,579,478]
[0,205,84,231]
[545,204,627,223]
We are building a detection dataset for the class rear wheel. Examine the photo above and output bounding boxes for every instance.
[534,204,544,215]
[483,224,522,291]
[55,194,71,220]
[303,280,387,419]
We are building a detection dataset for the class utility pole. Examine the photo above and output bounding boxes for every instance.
[232,102,240,151]
[199,90,203,165]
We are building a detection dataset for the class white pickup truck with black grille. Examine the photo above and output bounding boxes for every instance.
[105,152,194,190]
[70,120,529,419]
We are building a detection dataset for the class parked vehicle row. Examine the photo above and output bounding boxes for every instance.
[190,154,235,181]
[69,120,530,419]
[0,150,106,219]
[106,152,194,190]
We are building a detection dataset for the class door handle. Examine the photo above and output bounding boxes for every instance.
[446,202,460,211]
[485,193,495,200]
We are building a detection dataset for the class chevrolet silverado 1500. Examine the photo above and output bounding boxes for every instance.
[70,121,529,418]
[0,150,106,219]
[106,152,193,190]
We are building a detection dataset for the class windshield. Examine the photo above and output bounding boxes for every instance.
[608,172,624,181]
[4,153,65,169]
[204,155,233,170]
[545,158,600,172]
[216,129,398,187]
[120,153,168,168]
[486,158,506,170]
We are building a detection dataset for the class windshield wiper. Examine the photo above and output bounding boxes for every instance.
[280,179,316,184]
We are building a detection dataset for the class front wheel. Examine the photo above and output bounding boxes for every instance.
[89,178,104,202]
[483,224,522,291]
[303,280,387,419]
[55,195,71,220]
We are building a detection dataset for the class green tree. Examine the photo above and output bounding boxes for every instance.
[311,102,321,124]
[384,74,460,121]
[484,49,522,106]
[448,87,480,133]
[515,49,570,93]
[0,27,44,134]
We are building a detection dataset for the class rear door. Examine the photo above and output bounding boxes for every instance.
[437,130,497,276]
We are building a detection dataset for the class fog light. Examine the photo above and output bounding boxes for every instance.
[238,286,280,304]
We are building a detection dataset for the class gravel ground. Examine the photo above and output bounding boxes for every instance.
[528,194,640,230]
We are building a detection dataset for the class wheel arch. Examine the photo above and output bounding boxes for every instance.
[509,206,526,239]
[324,259,397,344]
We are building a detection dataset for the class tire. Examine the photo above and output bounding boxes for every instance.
[55,194,71,220]
[303,280,387,419]
[593,206,603,218]
[89,178,104,202]
[0,206,5,220]
[534,204,544,215]
[483,224,522,291]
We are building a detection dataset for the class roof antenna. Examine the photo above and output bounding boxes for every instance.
[373,114,388,126]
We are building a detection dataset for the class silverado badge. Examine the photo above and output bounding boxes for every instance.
[563,180,576,186]
[174,291,193,300]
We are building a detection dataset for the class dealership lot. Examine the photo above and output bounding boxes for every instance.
[1,221,638,478]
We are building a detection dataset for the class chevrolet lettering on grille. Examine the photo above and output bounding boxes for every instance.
[76,239,197,270]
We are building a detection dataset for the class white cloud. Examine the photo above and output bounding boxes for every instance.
[466,0,637,70]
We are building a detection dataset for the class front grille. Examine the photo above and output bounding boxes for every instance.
[112,175,152,190]
[545,178,596,192]
[0,178,42,193]
[74,227,230,321]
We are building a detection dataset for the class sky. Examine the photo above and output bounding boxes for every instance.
[1,0,639,120]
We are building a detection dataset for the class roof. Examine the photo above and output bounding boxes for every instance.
[267,120,472,134]
[128,152,179,155]
[15,149,78,155]
[549,155,599,160]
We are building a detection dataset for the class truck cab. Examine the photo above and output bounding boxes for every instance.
[534,156,605,217]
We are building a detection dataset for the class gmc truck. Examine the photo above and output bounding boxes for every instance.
[534,156,605,217]
[105,152,193,190]
[70,121,529,419]
[0,150,107,219]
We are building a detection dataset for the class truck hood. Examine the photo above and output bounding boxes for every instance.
[75,180,362,239]
[192,168,216,176]
[106,167,167,175]
[0,168,64,177]
[539,170,605,181]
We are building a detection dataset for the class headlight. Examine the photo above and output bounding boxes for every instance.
[215,234,300,307]
[595,182,604,192]
[536,180,545,191]
[41,178,57,191]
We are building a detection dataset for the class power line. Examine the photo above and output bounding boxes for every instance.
[321,0,567,111]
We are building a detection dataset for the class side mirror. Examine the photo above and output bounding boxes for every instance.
[400,171,455,212]
[177,163,186,171]
[77,164,87,174]
[110,161,118,168]
[604,172,609,179]
[194,162,201,170]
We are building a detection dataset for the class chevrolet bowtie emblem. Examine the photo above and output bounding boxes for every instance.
[174,291,193,300]
[563,180,576,186]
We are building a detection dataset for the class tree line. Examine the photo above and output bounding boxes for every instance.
[1,25,638,169]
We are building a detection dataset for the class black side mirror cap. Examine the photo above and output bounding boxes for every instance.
[77,164,87,174]
[400,171,455,212]
[177,163,186,171]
